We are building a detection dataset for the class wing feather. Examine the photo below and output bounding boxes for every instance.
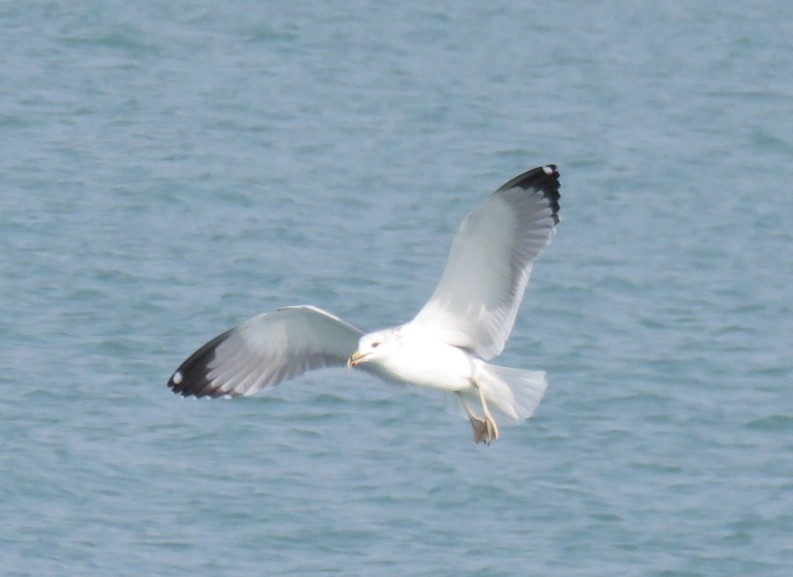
[407,165,561,359]
[167,305,364,398]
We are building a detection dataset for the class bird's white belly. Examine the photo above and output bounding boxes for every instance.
[377,341,476,392]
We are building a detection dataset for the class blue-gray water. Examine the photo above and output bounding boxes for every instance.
[2,2,792,575]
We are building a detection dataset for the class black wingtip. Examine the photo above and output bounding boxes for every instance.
[167,328,235,399]
[497,164,561,225]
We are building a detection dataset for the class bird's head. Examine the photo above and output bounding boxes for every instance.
[347,328,399,368]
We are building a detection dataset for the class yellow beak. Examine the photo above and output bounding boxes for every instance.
[347,351,366,368]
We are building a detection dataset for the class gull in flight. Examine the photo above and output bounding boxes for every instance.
[168,165,561,444]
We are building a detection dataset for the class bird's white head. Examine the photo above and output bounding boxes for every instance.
[347,328,400,368]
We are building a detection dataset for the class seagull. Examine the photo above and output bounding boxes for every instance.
[168,165,561,444]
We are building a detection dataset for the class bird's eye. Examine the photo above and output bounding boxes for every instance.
[371,342,380,348]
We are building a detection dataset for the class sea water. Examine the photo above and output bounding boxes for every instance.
[1,1,792,575]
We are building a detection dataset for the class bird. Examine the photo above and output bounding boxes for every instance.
[168,165,561,444]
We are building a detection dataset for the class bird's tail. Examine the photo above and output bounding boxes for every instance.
[465,362,549,422]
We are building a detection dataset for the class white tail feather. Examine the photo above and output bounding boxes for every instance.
[454,363,548,423]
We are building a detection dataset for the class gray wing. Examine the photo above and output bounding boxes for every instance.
[407,165,560,360]
[167,305,364,398]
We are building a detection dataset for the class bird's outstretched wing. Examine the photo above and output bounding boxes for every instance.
[407,165,560,360]
[167,305,363,398]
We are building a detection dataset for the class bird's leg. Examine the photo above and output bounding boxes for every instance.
[476,382,499,444]
[461,389,499,445]
[462,400,489,444]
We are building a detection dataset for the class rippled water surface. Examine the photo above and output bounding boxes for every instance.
[2,2,792,576]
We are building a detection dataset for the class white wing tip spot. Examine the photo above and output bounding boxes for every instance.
[172,371,183,385]
[542,165,554,175]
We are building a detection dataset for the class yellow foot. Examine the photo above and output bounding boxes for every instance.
[468,413,499,445]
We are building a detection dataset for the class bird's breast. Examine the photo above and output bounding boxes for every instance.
[376,340,476,392]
